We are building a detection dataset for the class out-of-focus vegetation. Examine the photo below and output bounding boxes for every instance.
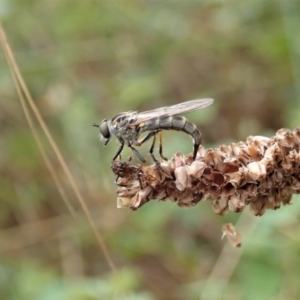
[1,0,300,299]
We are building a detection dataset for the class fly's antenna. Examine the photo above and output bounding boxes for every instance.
[93,123,99,128]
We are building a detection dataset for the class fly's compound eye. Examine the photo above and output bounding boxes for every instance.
[99,119,110,141]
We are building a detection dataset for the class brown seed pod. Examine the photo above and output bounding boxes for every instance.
[222,223,242,247]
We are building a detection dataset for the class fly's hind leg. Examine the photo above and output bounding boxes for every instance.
[148,133,160,165]
[159,131,168,161]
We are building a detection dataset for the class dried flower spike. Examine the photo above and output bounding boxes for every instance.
[113,128,300,216]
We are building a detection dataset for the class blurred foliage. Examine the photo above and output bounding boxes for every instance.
[1,0,300,299]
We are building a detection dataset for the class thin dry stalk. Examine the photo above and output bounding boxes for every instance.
[114,128,300,216]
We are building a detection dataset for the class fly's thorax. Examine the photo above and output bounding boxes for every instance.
[109,111,140,144]
[110,112,133,133]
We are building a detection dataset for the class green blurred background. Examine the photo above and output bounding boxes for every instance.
[1,0,300,299]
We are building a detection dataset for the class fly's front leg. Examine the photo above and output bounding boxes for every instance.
[159,131,168,161]
[112,141,124,161]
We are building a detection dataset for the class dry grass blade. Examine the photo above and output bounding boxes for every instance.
[0,23,126,293]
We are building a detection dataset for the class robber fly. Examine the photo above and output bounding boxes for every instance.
[94,98,213,163]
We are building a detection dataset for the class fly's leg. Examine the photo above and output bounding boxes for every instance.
[112,142,124,161]
[128,152,134,162]
[159,131,168,161]
[136,130,161,164]
[137,130,159,146]
[114,174,120,184]
[149,133,160,165]
[137,166,144,189]
[129,144,146,163]
[111,161,122,183]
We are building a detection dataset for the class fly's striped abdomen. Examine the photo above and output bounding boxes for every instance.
[141,115,202,146]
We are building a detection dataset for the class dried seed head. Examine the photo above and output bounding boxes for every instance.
[113,127,300,216]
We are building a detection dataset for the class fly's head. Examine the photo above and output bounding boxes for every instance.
[94,119,111,145]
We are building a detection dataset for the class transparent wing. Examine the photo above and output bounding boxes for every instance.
[129,98,213,126]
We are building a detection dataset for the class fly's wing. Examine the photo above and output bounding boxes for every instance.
[129,98,213,127]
